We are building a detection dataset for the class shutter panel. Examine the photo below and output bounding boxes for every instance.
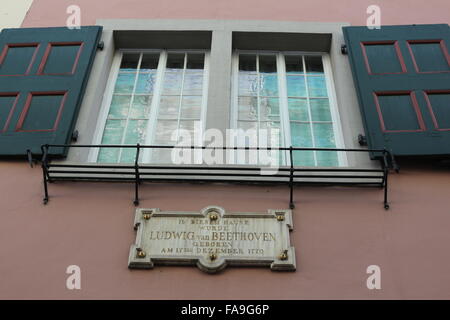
[0,26,102,157]
[343,24,450,157]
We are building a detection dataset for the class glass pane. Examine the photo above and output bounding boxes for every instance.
[179,120,196,138]
[307,76,328,97]
[162,71,183,95]
[135,72,157,94]
[120,53,140,71]
[292,150,315,167]
[108,95,131,119]
[285,55,303,73]
[316,151,338,167]
[140,53,159,71]
[151,149,173,164]
[187,53,205,70]
[180,96,202,119]
[238,73,258,96]
[260,97,280,121]
[259,55,277,73]
[286,76,306,97]
[310,99,332,121]
[98,120,126,163]
[120,120,148,163]
[183,71,204,95]
[154,120,178,144]
[305,56,324,74]
[313,123,336,148]
[158,96,180,119]
[288,98,308,121]
[238,97,258,121]
[114,73,136,93]
[260,74,278,96]
[130,95,151,119]
[290,122,312,147]
[239,54,256,71]
[166,53,185,70]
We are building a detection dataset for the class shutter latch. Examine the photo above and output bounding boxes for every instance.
[341,44,348,55]
[97,41,104,51]
[71,130,79,142]
[358,134,367,146]
[26,149,36,168]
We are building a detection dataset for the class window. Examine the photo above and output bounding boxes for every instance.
[91,50,209,163]
[231,51,345,167]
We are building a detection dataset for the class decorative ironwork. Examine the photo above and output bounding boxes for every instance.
[40,144,397,210]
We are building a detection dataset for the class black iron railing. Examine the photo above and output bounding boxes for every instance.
[40,144,397,210]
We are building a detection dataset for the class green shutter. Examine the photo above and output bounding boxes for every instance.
[0,26,102,157]
[343,24,450,157]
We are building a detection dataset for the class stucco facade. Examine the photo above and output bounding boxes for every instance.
[0,0,449,299]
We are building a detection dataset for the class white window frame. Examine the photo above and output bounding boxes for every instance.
[231,50,348,167]
[89,49,210,163]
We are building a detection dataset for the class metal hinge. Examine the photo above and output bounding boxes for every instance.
[341,44,348,55]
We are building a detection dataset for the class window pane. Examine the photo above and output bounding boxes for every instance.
[259,55,277,73]
[291,122,312,147]
[166,53,185,69]
[305,56,324,74]
[260,74,278,96]
[288,98,308,121]
[287,76,306,97]
[186,53,205,70]
[183,71,204,95]
[180,96,202,119]
[120,120,148,162]
[260,97,280,121]
[135,72,157,94]
[108,95,131,119]
[154,120,178,144]
[120,53,140,71]
[285,55,303,73]
[310,99,332,121]
[114,73,136,93]
[238,97,258,121]
[97,120,126,163]
[130,95,151,119]
[292,150,315,167]
[307,76,328,97]
[313,123,336,148]
[158,96,180,119]
[140,53,159,71]
[163,71,183,95]
[179,120,196,135]
[239,54,256,72]
[238,73,258,96]
[316,151,338,167]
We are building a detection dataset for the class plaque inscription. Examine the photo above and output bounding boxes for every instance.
[128,206,295,273]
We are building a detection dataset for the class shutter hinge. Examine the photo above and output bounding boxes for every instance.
[71,130,79,142]
[358,134,367,146]
[341,44,348,55]
[97,41,104,51]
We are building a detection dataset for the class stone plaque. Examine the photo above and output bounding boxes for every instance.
[128,206,295,273]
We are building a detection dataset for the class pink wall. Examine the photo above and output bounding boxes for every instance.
[1,161,450,299]
[1,0,448,300]
[22,0,450,28]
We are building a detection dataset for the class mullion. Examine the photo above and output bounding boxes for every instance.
[118,53,143,163]
[301,55,318,166]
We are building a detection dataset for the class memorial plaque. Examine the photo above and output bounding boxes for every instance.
[128,206,296,273]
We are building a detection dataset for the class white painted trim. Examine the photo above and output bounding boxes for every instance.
[322,53,348,167]
[88,51,122,163]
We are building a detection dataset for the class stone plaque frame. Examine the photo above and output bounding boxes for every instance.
[128,206,296,273]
